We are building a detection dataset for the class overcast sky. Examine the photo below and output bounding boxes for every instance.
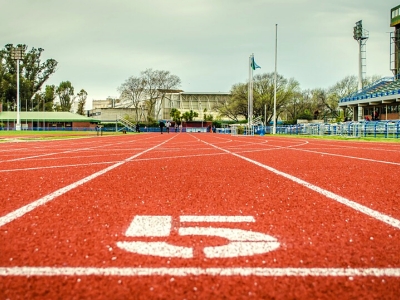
[2,0,399,108]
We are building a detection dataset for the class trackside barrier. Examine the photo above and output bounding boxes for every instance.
[4,122,399,138]
[252,121,400,139]
[397,121,400,138]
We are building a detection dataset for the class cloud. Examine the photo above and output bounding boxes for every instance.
[1,0,399,103]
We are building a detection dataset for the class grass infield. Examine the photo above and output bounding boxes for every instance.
[0,130,123,141]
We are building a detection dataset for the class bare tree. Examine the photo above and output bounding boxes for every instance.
[153,70,181,119]
[140,69,181,122]
[118,76,146,121]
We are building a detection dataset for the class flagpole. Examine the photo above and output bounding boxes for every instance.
[248,55,250,125]
[250,54,253,124]
[273,24,278,135]
[248,54,252,125]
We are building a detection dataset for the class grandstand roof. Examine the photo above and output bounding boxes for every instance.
[339,77,400,107]
[0,111,100,122]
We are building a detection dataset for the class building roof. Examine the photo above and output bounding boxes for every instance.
[0,111,100,122]
[180,92,230,95]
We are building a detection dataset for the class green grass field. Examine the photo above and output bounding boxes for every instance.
[0,130,122,141]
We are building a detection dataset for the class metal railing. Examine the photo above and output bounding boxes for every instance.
[116,115,136,132]
[257,121,400,139]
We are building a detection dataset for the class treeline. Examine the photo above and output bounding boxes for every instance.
[1,43,382,122]
[0,44,87,115]
[216,73,381,124]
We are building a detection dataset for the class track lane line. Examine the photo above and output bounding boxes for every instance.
[197,136,400,230]
[0,134,160,163]
[1,266,399,277]
[0,136,176,227]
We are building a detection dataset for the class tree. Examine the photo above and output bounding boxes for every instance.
[118,69,181,123]
[56,81,75,112]
[215,83,247,121]
[325,75,381,121]
[181,110,198,121]
[284,90,316,124]
[31,84,56,112]
[0,44,58,111]
[76,89,87,115]
[170,108,182,125]
[253,73,300,124]
[203,108,213,121]
[118,76,146,121]
[219,73,300,123]
[140,69,181,122]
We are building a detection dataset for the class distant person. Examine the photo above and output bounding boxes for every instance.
[166,121,171,133]
[374,110,379,121]
[159,121,165,134]
[175,124,178,132]
[135,123,140,133]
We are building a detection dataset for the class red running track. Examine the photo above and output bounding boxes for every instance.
[0,133,400,299]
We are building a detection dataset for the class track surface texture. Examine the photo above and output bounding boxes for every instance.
[0,133,399,299]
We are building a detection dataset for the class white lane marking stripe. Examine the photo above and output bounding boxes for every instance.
[0,267,399,277]
[1,134,159,163]
[179,227,276,241]
[200,138,400,230]
[125,216,172,237]
[0,137,175,228]
[180,216,255,222]
[0,152,229,173]
[0,161,118,172]
[116,241,193,258]
[274,145,400,166]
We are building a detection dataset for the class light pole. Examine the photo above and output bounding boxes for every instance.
[273,24,278,134]
[11,46,25,131]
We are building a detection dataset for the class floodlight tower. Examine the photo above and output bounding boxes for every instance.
[353,20,369,92]
[390,5,400,77]
[10,46,26,131]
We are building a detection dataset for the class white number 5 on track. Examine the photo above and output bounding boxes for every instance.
[116,215,280,258]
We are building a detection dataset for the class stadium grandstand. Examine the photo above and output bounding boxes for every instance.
[339,5,400,122]
[88,91,230,123]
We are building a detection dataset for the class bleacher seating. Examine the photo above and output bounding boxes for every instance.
[340,77,400,102]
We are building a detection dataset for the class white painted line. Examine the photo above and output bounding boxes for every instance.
[125,216,172,237]
[199,138,400,230]
[276,145,400,166]
[0,137,176,228]
[1,135,158,163]
[116,241,193,258]
[179,227,276,242]
[180,216,255,223]
[179,227,280,258]
[0,267,400,277]
[203,241,280,258]
[0,161,119,173]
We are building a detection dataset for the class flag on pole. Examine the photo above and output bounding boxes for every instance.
[251,56,261,70]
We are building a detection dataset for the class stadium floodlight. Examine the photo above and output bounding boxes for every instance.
[352,21,369,121]
[353,20,363,40]
[353,21,369,89]
[10,46,26,131]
